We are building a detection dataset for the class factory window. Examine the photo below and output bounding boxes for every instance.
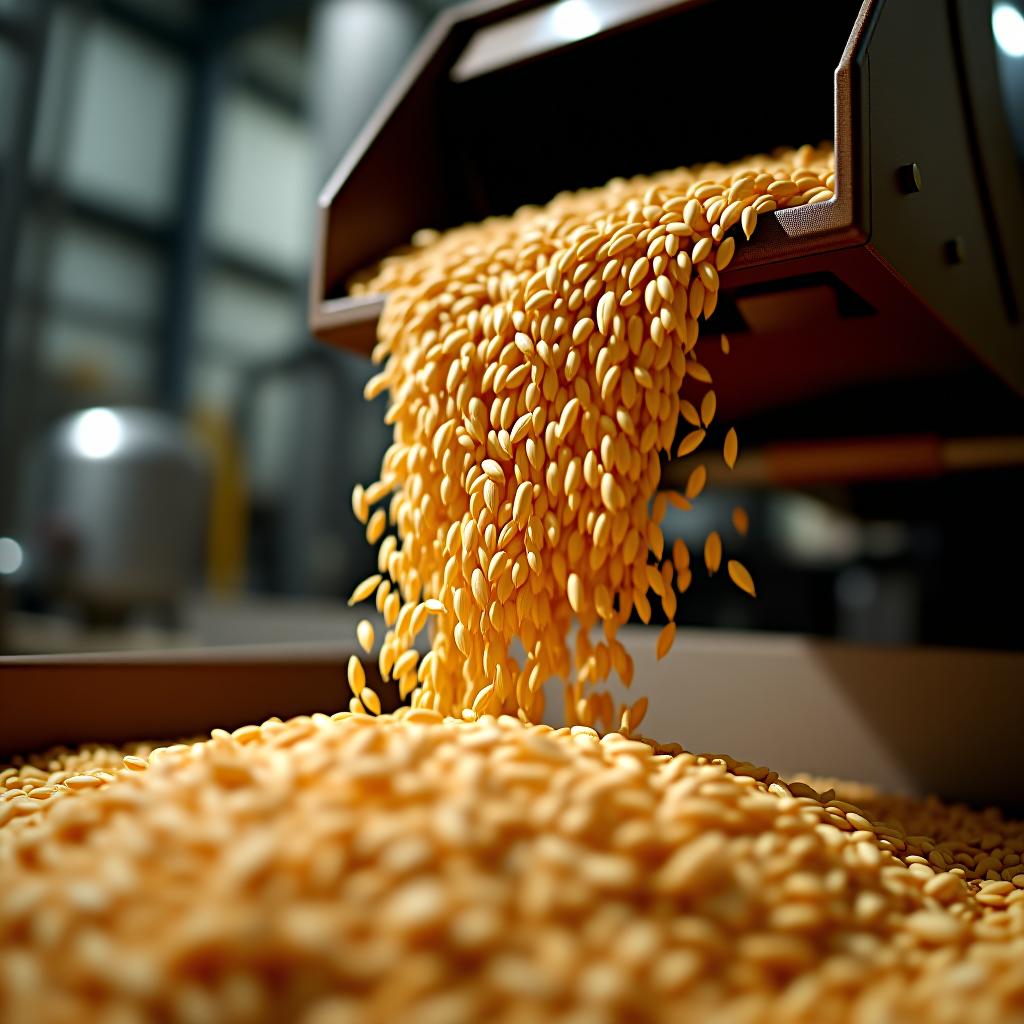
[197,267,304,366]
[62,18,188,224]
[204,85,315,278]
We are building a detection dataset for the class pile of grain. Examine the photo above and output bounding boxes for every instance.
[345,145,833,726]
[5,146,1021,1022]
[2,713,1022,1023]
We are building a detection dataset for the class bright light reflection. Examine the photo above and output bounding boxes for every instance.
[993,3,1024,57]
[71,408,123,460]
[550,0,601,43]
[0,537,24,576]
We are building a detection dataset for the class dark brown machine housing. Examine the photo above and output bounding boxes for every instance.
[309,0,1023,421]
[0,645,397,759]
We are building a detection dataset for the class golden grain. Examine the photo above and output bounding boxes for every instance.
[680,400,701,428]
[656,621,677,660]
[567,573,583,614]
[727,559,756,597]
[366,508,387,544]
[715,236,736,270]
[700,390,717,428]
[393,649,419,680]
[348,574,382,606]
[685,464,707,500]
[687,361,712,384]
[64,774,103,789]
[731,505,750,536]
[347,655,366,697]
[704,531,723,574]
[741,205,757,240]
[724,427,739,469]
[356,619,375,653]
[351,483,368,523]
[675,428,704,458]
[471,567,489,608]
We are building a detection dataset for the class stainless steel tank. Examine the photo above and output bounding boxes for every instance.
[22,407,209,618]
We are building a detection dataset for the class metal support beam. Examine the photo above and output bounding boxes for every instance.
[0,0,53,652]
[155,34,223,413]
[206,0,313,46]
[154,0,315,412]
[94,0,194,50]
[0,1,52,528]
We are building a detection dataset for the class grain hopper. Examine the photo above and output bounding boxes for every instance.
[309,0,1024,419]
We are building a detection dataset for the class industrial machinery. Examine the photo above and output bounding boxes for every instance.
[2,0,1022,810]
[309,0,1023,421]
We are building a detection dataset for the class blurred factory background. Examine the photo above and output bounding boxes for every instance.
[0,0,1022,656]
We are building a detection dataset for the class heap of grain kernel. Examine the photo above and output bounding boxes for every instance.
[2,713,1022,1023]
[345,145,833,726]
[4,145,1021,1023]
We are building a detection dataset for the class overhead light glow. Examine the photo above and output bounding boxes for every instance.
[0,537,24,576]
[71,408,123,460]
[549,0,601,43]
[993,3,1024,57]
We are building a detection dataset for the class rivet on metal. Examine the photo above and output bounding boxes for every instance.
[896,163,922,194]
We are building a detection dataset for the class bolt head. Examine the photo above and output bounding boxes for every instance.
[897,163,923,194]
